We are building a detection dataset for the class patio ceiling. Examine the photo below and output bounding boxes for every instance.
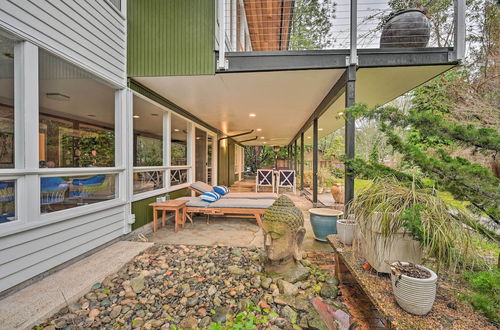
[134,64,453,146]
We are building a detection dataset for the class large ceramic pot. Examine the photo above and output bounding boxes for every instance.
[331,183,344,204]
[309,208,344,242]
[358,212,422,273]
[390,262,438,315]
[380,9,430,48]
[337,219,357,245]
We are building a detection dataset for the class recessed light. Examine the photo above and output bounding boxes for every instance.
[338,112,344,116]
[87,114,96,118]
[318,128,323,131]
[307,136,311,139]
[196,137,200,140]
[133,115,140,119]
[260,137,265,139]
[249,113,256,117]
[263,141,267,144]
[174,128,180,132]
[256,128,262,132]
[46,93,70,102]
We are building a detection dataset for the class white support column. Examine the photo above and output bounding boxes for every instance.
[164,111,171,190]
[188,122,195,184]
[122,89,134,233]
[349,0,358,65]
[15,41,39,223]
[217,0,228,69]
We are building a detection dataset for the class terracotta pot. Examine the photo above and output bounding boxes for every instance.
[331,183,344,204]
[390,262,437,315]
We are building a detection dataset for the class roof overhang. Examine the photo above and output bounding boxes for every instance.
[133,62,455,146]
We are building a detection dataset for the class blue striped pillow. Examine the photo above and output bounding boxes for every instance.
[213,185,230,195]
[200,191,221,202]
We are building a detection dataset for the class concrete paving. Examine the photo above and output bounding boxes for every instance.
[0,240,153,330]
[144,190,333,252]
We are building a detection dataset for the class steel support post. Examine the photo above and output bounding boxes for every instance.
[313,118,319,205]
[344,65,356,210]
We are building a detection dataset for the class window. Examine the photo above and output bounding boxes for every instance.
[170,114,188,166]
[133,95,164,194]
[0,34,15,169]
[170,169,188,186]
[40,174,116,214]
[0,180,15,223]
[38,49,115,168]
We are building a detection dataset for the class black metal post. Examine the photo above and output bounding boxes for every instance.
[294,140,298,172]
[300,133,304,190]
[345,65,356,210]
[313,118,319,205]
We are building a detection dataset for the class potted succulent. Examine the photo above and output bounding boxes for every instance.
[390,261,438,315]
[350,179,474,273]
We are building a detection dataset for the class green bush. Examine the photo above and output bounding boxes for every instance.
[462,268,500,323]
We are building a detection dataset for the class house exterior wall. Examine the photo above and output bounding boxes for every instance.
[127,0,216,77]
[0,0,126,86]
[0,1,128,293]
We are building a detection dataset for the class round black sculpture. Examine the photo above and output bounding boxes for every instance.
[380,9,431,48]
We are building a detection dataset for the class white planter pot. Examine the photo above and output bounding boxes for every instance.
[358,212,422,273]
[337,219,357,245]
[390,262,438,315]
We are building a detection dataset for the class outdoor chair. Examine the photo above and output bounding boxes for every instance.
[69,175,108,206]
[277,169,296,193]
[41,177,69,212]
[256,169,274,192]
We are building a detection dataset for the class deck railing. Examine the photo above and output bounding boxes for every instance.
[217,0,464,66]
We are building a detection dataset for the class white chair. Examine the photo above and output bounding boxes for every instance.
[256,169,274,192]
[277,169,296,193]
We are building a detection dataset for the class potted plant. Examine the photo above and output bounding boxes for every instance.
[350,179,474,273]
[380,7,431,48]
[330,178,344,204]
[390,261,438,315]
[337,214,357,245]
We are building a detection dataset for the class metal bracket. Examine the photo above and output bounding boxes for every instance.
[345,55,358,66]
[217,58,229,70]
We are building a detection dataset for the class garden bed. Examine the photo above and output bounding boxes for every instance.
[327,235,495,329]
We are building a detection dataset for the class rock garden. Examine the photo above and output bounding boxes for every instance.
[36,244,344,329]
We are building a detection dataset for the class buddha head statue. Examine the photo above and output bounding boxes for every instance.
[263,196,306,264]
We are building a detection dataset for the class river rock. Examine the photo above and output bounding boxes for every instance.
[130,275,145,293]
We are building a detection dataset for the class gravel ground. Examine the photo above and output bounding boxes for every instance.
[36,245,344,329]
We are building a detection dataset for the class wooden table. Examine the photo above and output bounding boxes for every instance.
[149,199,188,232]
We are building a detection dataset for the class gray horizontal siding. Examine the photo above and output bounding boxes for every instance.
[0,0,125,86]
[0,206,126,292]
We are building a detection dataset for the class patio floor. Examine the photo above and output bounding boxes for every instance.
[143,180,333,252]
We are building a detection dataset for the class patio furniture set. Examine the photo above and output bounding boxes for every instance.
[256,168,296,193]
[149,181,279,232]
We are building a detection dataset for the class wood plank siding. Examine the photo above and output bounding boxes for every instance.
[128,0,216,77]
[0,0,126,86]
[244,0,293,51]
[0,205,126,292]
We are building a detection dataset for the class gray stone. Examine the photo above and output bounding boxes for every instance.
[320,284,338,299]
[91,282,101,290]
[199,316,212,328]
[274,294,310,311]
[307,307,329,330]
[178,316,198,329]
[281,264,310,283]
[53,318,67,329]
[212,307,231,323]
[213,296,222,306]
[281,305,298,323]
[100,299,111,307]
[326,276,339,286]
[277,279,299,296]
[187,297,199,307]
[261,277,272,289]
[130,275,145,293]
[227,265,245,275]
[207,285,217,296]
[109,305,122,318]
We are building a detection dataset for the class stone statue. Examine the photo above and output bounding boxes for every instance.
[263,196,309,283]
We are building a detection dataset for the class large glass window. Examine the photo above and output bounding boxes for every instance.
[38,49,115,168]
[0,34,15,169]
[170,114,188,166]
[40,174,116,214]
[132,95,164,194]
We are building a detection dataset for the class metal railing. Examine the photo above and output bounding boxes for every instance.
[217,0,464,60]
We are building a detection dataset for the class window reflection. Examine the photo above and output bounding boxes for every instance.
[0,180,15,223]
[40,174,116,213]
[0,34,15,169]
[170,114,188,166]
[170,169,188,186]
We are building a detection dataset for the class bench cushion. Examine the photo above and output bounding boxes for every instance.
[209,198,274,209]
[177,197,210,208]
[222,192,278,199]
[191,181,213,193]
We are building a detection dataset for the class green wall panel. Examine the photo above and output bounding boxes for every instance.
[131,188,189,230]
[128,0,216,77]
